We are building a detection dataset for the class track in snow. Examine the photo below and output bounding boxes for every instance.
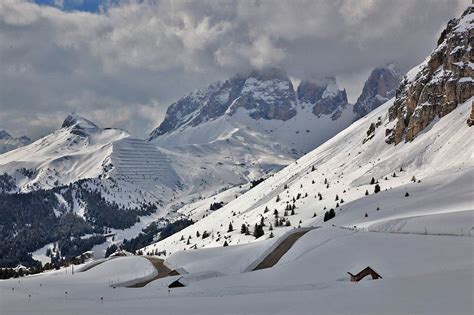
[253,230,311,271]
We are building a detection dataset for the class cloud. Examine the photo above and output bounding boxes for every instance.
[0,0,466,139]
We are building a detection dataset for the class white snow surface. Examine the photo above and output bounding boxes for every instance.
[1,97,473,314]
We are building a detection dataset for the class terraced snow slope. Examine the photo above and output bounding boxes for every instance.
[111,138,178,186]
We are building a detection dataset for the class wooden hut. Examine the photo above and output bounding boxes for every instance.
[347,266,382,282]
[168,277,188,288]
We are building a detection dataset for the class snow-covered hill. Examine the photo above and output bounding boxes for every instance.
[0,113,180,194]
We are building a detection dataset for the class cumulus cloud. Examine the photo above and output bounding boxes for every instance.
[0,0,466,138]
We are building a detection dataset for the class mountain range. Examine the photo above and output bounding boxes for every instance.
[0,130,31,154]
[0,6,472,271]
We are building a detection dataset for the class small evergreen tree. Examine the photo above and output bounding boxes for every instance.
[223,241,228,247]
[405,192,410,197]
[374,184,381,193]
[365,190,369,196]
[228,222,233,233]
[370,177,376,185]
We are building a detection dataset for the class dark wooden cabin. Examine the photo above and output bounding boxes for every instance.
[347,266,382,282]
[168,279,186,288]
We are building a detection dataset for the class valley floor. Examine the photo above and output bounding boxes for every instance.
[1,222,472,315]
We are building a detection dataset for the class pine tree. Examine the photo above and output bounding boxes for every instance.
[291,208,295,215]
[405,192,410,197]
[370,177,376,185]
[335,194,339,201]
[241,224,247,234]
[374,184,381,193]
[223,241,228,247]
[269,232,274,238]
[365,213,368,218]
[276,195,281,202]
[228,222,234,232]
[365,190,369,196]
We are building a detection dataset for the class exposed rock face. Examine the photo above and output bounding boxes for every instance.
[468,103,474,126]
[386,7,474,144]
[0,130,31,154]
[353,64,402,119]
[227,69,297,121]
[61,113,100,137]
[150,68,297,139]
[297,77,349,120]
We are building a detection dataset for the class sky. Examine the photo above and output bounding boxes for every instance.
[0,0,467,139]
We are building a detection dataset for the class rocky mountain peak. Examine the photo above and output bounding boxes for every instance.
[297,77,348,120]
[0,130,12,140]
[386,6,473,144]
[353,63,402,119]
[149,68,297,140]
[0,130,32,154]
[62,113,99,130]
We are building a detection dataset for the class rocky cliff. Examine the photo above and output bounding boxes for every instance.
[353,64,402,119]
[149,70,350,140]
[297,77,349,120]
[386,7,473,144]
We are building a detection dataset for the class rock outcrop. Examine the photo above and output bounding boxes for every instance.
[386,7,473,144]
[297,77,349,120]
[468,103,474,126]
[353,64,402,119]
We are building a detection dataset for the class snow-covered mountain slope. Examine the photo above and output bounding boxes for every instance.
[0,113,180,193]
[0,130,31,154]
[141,8,473,257]
[353,63,402,119]
[144,94,473,256]
[150,69,354,158]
